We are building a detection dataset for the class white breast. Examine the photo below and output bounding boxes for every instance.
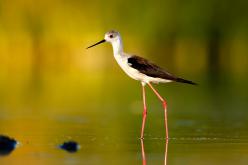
[114,53,143,81]
[113,53,172,84]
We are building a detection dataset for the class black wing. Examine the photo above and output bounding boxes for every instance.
[127,55,196,85]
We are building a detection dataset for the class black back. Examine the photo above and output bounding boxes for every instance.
[127,55,196,85]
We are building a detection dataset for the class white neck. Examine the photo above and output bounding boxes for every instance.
[111,38,124,56]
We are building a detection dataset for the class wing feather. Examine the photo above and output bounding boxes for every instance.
[127,55,196,85]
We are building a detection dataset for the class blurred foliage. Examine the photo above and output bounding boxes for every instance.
[0,0,247,109]
[0,1,248,164]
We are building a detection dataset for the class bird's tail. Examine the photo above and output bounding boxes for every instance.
[175,77,197,85]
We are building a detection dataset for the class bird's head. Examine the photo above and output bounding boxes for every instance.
[86,30,121,49]
[104,30,120,43]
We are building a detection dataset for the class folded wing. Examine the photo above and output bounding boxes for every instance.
[127,55,196,85]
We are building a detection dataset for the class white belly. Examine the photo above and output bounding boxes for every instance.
[113,53,172,84]
[114,54,142,80]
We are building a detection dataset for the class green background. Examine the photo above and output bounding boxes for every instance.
[0,0,248,164]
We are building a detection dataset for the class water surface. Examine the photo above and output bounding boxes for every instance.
[0,77,248,165]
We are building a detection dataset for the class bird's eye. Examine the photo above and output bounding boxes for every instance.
[109,34,113,38]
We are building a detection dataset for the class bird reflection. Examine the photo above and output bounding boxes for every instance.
[164,139,168,165]
[140,139,168,165]
[140,139,146,165]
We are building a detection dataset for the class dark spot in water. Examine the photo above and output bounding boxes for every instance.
[0,135,17,156]
[59,141,80,153]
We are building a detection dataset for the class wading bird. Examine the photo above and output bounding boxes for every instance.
[87,30,196,139]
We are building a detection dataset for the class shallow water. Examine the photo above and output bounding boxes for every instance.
[0,77,248,165]
[1,123,248,165]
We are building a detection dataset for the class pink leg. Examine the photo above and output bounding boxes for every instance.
[147,83,169,140]
[140,84,147,139]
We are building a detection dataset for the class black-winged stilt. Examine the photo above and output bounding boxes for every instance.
[87,30,196,139]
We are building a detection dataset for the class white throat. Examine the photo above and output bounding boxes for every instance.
[111,38,124,56]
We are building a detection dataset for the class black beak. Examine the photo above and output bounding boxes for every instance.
[86,39,106,49]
